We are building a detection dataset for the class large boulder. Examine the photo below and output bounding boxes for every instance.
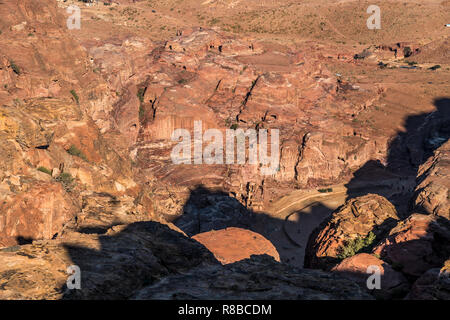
[331,253,409,299]
[372,213,450,278]
[192,227,280,264]
[304,194,399,270]
[407,259,450,300]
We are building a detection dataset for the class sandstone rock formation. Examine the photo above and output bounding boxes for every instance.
[0,0,152,247]
[0,0,449,301]
[0,221,371,300]
[192,227,280,264]
[372,213,450,278]
[0,221,217,300]
[331,253,409,299]
[412,141,450,219]
[407,259,450,300]
[304,194,399,270]
[133,255,373,300]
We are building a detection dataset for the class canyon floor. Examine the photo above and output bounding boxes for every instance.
[0,0,448,300]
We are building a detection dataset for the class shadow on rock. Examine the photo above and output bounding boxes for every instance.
[346,97,450,217]
[62,221,219,299]
[173,185,337,268]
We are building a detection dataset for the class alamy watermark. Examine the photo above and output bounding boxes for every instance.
[170,121,280,175]
[66,5,81,30]
[367,5,381,30]
[366,265,381,290]
[66,265,81,290]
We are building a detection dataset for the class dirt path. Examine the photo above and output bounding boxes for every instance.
[268,184,348,219]
[259,176,414,268]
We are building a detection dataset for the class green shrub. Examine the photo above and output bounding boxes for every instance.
[55,172,74,192]
[67,145,87,161]
[318,188,333,193]
[70,90,79,105]
[208,18,220,25]
[137,88,145,103]
[9,60,20,75]
[337,231,377,259]
[137,88,146,120]
[37,166,52,175]
[403,47,412,58]
[230,123,239,130]
[139,104,145,120]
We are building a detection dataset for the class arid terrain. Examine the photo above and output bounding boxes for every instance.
[0,0,448,300]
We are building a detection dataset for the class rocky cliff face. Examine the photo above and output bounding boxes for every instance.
[305,141,450,299]
[412,141,450,219]
[0,218,372,300]
[304,194,399,270]
[0,0,153,247]
[0,0,375,300]
[0,0,448,300]
[126,27,388,216]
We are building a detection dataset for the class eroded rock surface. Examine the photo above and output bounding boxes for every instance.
[407,259,450,300]
[331,253,409,299]
[373,213,450,278]
[304,194,399,270]
[412,141,450,219]
[0,221,217,300]
[192,227,280,264]
[0,220,373,300]
[0,0,449,301]
[133,255,373,300]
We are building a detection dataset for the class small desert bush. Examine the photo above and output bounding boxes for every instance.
[9,60,21,75]
[55,172,74,192]
[137,88,146,120]
[337,231,377,259]
[67,145,87,161]
[137,88,145,103]
[37,166,52,175]
[70,90,79,104]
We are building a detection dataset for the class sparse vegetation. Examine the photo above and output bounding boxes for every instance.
[137,88,146,120]
[230,123,239,130]
[318,188,333,193]
[37,166,52,175]
[55,172,74,192]
[139,105,145,120]
[137,88,145,103]
[337,231,377,259]
[403,46,412,58]
[70,90,79,105]
[67,145,88,161]
[9,60,21,75]
[208,18,221,26]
